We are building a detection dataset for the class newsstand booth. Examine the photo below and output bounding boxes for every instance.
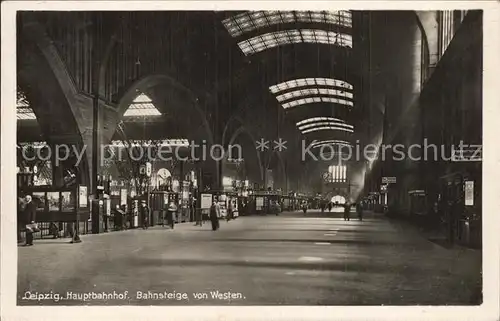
[22,185,91,238]
[149,191,180,225]
[248,191,281,214]
[224,191,239,218]
[199,190,237,218]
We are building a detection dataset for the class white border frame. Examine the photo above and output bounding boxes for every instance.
[2,2,499,321]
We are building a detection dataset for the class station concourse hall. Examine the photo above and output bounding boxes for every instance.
[16,10,482,306]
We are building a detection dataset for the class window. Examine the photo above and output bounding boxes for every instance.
[282,96,354,109]
[123,93,161,117]
[301,126,354,134]
[328,165,347,183]
[222,10,352,37]
[17,91,36,120]
[270,78,353,94]
[237,29,352,56]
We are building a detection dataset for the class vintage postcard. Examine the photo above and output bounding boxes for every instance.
[1,1,499,320]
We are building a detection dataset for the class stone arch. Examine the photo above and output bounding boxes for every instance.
[113,74,218,188]
[18,18,91,186]
[115,74,214,145]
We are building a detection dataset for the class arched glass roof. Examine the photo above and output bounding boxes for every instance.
[276,88,353,102]
[222,11,352,37]
[270,78,353,93]
[238,29,352,56]
[123,93,161,117]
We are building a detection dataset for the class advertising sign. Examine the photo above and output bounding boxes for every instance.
[79,186,88,208]
[266,169,274,189]
[201,193,212,209]
[120,189,127,206]
[256,196,264,210]
[465,181,474,206]
[382,177,397,184]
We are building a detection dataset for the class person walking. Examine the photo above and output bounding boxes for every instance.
[22,195,38,246]
[356,202,363,221]
[167,201,177,229]
[226,200,233,222]
[343,203,351,221]
[140,200,150,230]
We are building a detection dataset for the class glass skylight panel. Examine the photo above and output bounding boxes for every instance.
[277,88,351,102]
[298,122,354,131]
[311,140,352,148]
[269,77,353,94]
[17,107,37,120]
[321,97,354,106]
[124,93,161,117]
[301,126,354,134]
[133,93,153,103]
[17,93,36,120]
[297,117,346,126]
[237,29,352,56]
[280,96,353,109]
[223,11,352,38]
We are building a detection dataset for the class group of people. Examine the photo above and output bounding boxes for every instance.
[343,202,364,221]
[208,200,236,231]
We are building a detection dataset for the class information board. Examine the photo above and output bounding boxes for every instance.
[465,181,474,206]
[201,193,212,209]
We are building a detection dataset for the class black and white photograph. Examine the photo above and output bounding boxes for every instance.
[2,1,500,321]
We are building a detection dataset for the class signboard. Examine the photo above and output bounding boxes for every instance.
[266,169,274,189]
[120,189,127,206]
[78,186,88,208]
[256,196,264,210]
[382,177,397,184]
[201,193,212,209]
[465,181,474,206]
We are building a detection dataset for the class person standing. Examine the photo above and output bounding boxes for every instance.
[343,203,351,221]
[328,202,332,212]
[140,200,150,230]
[17,197,25,244]
[22,195,37,246]
[209,201,220,231]
[167,201,177,229]
[356,202,363,221]
[226,200,233,222]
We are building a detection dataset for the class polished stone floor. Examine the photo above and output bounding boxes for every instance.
[18,209,482,305]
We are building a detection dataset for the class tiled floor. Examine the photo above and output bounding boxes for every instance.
[18,209,482,305]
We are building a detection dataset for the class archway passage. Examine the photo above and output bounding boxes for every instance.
[331,195,346,205]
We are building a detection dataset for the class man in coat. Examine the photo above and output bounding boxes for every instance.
[21,195,37,246]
